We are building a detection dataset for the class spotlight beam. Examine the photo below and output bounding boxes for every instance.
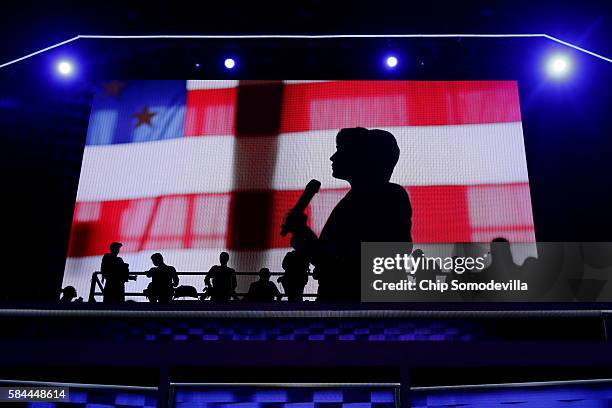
[1,33,610,69]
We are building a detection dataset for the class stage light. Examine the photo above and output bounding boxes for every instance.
[385,55,398,68]
[546,54,571,78]
[57,60,73,75]
[224,58,236,69]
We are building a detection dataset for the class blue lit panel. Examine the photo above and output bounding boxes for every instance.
[412,382,612,407]
[173,386,397,408]
[16,386,157,408]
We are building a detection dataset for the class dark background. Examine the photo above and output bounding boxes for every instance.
[0,1,610,302]
[1,0,610,62]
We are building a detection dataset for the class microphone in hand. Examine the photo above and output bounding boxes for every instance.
[282,210,308,236]
[281,179,321,236]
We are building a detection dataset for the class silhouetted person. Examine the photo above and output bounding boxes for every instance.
[246,268,282,302]
[59,286,83,303]
[204,252,237,302]
[101,242,130,303]
[283,127,412,302]
[278,240,310,302]
[144,253,179,303]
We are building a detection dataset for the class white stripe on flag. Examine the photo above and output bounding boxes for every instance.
[185,80,324,90]
[76,136,236,201]
[186,80,239,90]
[273,123,529,191]
[75,122,528,201]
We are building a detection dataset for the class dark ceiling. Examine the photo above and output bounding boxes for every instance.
[1,0,610,65]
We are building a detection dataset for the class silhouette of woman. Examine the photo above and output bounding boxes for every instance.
[283,127,412,302]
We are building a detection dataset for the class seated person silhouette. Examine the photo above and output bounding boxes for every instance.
[101,242,130,303]
[59,286,83,303]
[204,252,237,302]
[278,239,310,302]
[246,268,282,302]
[144,253,179,303]
[283,127,412,302]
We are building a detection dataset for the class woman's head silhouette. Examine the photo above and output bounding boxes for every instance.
[330,127,400,183]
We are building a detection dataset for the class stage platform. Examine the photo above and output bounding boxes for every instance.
[2,306,612,407]
[1,305,611,362]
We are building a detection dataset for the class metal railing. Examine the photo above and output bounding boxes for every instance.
[88,271,317,302]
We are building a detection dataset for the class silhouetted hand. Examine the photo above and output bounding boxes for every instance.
[282,210,308,235]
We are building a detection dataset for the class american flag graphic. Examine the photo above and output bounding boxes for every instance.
[63,80,535,299]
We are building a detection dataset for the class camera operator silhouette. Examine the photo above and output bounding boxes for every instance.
[59,286,83,303]
[144,253,179,303]
[204,251,238,302]
[278,237,310,302]
[246,268,282,302]
[101,242,131,303]
[283,127,412,302]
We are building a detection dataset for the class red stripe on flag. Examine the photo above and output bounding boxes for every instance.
[279,81,521,133]
[409,185,472,242]
[184,87,237,136]
[182,81,522,137]
[67,183,532,257]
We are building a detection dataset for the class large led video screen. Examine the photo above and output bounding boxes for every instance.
[63,80,535,302]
